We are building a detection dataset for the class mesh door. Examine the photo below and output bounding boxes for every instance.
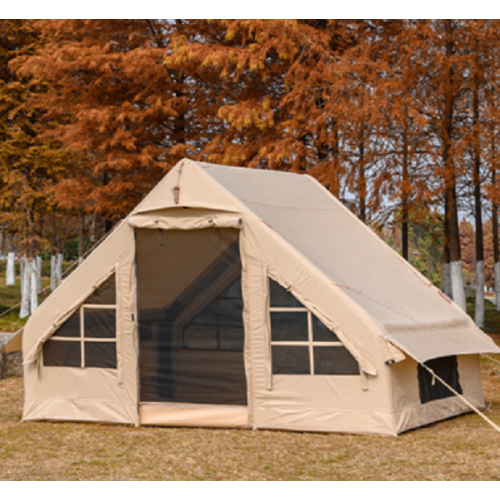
[136,228,247,405]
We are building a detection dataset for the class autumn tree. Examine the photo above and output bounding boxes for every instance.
[10,18,500,319]
[0,19,77,316]
[16,20,215,226]
[374,20,437,260]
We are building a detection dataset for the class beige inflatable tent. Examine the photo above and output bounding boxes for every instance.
[22,159,500,435]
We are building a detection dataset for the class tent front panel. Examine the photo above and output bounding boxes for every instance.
[136,227,248,410]
[139,403,248,428]
[23,224,139,424]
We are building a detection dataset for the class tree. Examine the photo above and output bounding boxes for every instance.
[0,20,77,316]
[16,20,205,225]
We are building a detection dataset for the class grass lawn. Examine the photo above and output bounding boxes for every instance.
[0,273,500,480]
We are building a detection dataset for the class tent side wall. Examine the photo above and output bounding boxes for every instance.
[241,216,398,435]
[389,354,484,434]
[23,222,139,424]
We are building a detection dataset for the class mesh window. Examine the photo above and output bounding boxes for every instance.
[272,346,310,374]
[44,273,117,369]
[314,346,359,375]
[270,312,308,342]
[418,356,462,404]
[52,311,80,338]
[312,315,339,342]
[84,309,116,339]
[85,342,117,369]
[269,279,302,307]
[182,277,244,352]
[43,340,81,367]
[86,274,116,305]
[137,228,247,405]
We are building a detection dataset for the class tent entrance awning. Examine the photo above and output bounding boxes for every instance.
[384,325,500,363]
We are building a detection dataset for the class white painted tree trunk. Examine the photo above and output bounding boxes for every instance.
[20,258,32,319]
[56,253,63,285]
[50,254,56,292]
[444,262,452,298]
[450,260,466,311]
[35,255,42,293]
[20,255,25,292]
[30,264,38,313]
[475,260,485,328]
[495,262,500,312]
[6,252,15,286]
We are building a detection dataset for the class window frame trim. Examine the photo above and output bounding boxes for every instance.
[43,287,118,370]
[269,282,359,376]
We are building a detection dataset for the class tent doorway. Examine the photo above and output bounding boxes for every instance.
[136,227,247,407]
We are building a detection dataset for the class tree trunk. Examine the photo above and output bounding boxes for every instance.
[358,129,367,223]
[30,262,38,313]
[56,253,63,285]
[35,255,42,294]
[50,254,56,291]
[473,84,484,327]
[402,110,410,261]
[6,252,15,286]
[329,123,341,198]
[443,172,452,298]
[449,186,465,310]
[493,167,500,312]
[79,212,86,265]
[20,258,32,318]
[103,173,114,234]
[20,255,25,292]
[443,20,465,311]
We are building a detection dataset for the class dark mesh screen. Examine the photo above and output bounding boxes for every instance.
[52,311,80,338]
[182,279,244,352]
[137,228,247,405]
[269,279,302,307]
[84,309,116,339]
[85,342,117,369]
[86,274,116,305]
[43,340,81,367]
[270,312,308,342]
[44,273,117,369]
[272,346,310,374]
[312,315,339,342]
[418,356,462,404]
[314,346,359,375]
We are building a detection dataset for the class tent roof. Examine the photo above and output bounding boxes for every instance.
[22,158,499,365]
[196,162,500,362]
